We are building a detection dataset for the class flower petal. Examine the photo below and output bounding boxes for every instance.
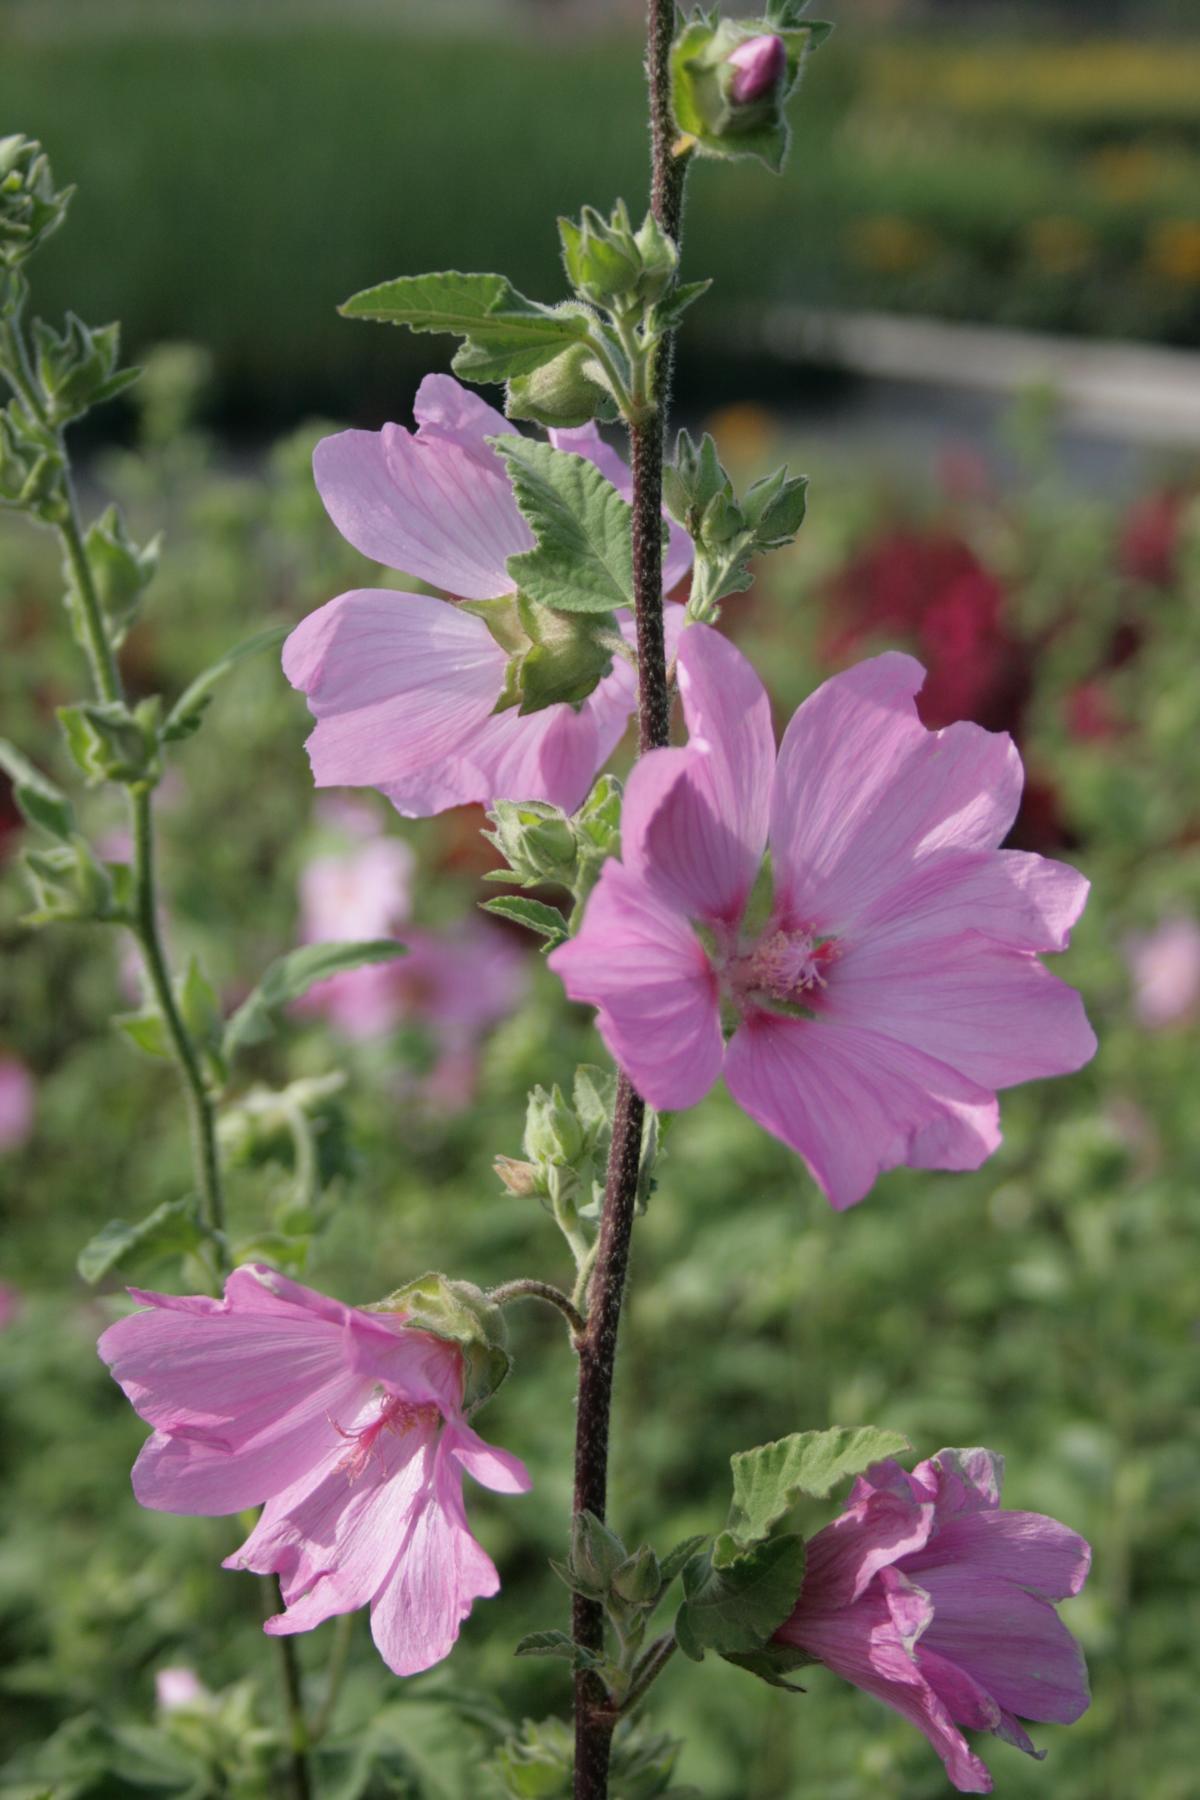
[770,653,1023,935]
[919,1573,1092,1726]
[549,861,723,1110]
[724,1013,1001,1210]
[368,1439,502,1676]
[830,937,1097,1092]
[858,850,1091,955]
[412,372,512,448]
[284,588,506,796]
[313,412,531,600]
[628,623,773,925]
[800,1487,935,1610]
[447,1422,533,1494]
[905,1509,1092,1605]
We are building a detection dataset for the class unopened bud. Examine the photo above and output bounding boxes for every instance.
[727,33,787,104]
[506,341,609,430]
[494,1154,542,1198]
[524,1083,584,1167]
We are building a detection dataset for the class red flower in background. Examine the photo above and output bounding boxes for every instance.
[1118,489,1185,590]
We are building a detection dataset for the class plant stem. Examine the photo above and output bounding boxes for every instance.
[571,22,684,1786]
[619,1632,678,1719]
[490,1278,586,1340]
[256,1573,313,1800]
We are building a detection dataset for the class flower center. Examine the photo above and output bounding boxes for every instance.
[331,1394,439,1482]
[724,927,838,1016]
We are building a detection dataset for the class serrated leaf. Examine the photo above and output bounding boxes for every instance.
[163,623,288,742]
[223,938,405,1061]
[77,1196,203,1284]
[0,738,74,839]
[514,1631,608,1674]
[653,278,713,332]
[490,437,635,614]
[340,271,589,384]
[481,895,567,948]
[674,1535,807,1662]
[727,1426,911,1547]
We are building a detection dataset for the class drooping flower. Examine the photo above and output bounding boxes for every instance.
[0,1055,34,1151]
[549,626,1095,1209]
[775,1447,1091,1794]
[1123,914,1200,1031]
[283,376,691,817]
[98,1265,530,1676]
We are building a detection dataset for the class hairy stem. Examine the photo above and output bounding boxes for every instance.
[490,1278,586,1339]
[571,14,685,1792]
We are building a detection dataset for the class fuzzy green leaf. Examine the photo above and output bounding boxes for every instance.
[0,738,75,840]
[674,1535,807,1662]
[481,895,568,948]
[490,437,634,614]
[727,1426,911,1548]
[340,271,589,384]
[77,1196,203,1285]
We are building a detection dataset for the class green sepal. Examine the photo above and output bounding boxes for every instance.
[726,1425,912,1549]
[339,270,591,385]
[490,436,636,614]
[481,895,568,951]
[368,1272,510,1411]
[222,938,405,1061]
[0,738,74,839]
[77,1195,205,1285]
[163,623,289,742]
[674,1534,807,1662]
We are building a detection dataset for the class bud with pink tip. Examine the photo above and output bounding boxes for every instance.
[727,34,787,105]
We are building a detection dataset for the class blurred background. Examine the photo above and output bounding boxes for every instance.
[1,1,1199,1797]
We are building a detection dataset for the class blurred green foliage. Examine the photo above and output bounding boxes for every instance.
[1,352,1198,1794]
[0,7,1198,434]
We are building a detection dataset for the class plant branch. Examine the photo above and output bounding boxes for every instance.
[491,1278,586,1340]
[619,1632,678,1718]
[571,15,687,1788]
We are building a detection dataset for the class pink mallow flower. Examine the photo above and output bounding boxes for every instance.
[549,626,1095,1209]
[155,1667,208,1712]
[0,1055,34,1151]
[775,1448,1091,1794]
[299,835,416,1039]
[1123,914,1200,1031]
[98,1265,530,1676]
[283,376,691,817]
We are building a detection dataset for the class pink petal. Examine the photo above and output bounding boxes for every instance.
[368,1441,502,1676]
[918,1573,1091,1726]
[447,1423,533,1494]
[905,1510,1091,1605]
[627,623,773,925]
[917,1447,1005,1517]
[916,1646,1004,1733]
[550,425,693,594]
[859,850,1090,955]
[724,1012,1001,1210]
[283,588,506,796]
[313,420,530,601]
[549,861,723,1110]
[770,654,1023,935]
[800,1487,935,1611]
[412,372,512,448]
[830,937,1097,1092]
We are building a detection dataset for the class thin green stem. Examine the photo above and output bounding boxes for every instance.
[57,492,123,704]
[490,1278,586,1340]
[309,1611,356,1744]
[617,1633,677,1719]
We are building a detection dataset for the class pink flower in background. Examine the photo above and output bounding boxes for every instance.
[0,1055,34,1151]
[155,1667,207,1712]
[99,1265,530,1677]
[775,1448,1091,1794]
[1124,915,1200,1031]
[284,376,691,816]
[0,1282,23,1330]
[550,626,1095,1209]
[299,834,416,1039]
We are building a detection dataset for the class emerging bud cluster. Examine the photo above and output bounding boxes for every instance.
[670,3,832,172]
[558,200,678,313]
[0,136,72,268]
[664,428,808,620]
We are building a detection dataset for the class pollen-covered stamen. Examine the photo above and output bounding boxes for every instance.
[331,1393,439,1482]
[726,927,839,1010]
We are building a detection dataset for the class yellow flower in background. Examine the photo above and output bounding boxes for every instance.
[846,215,937,275]
[1086,145,1167,204]
[1026,216,1096,277]
[702,402,780,474]
[1145,221,1200,285]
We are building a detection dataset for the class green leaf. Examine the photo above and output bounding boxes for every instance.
[727,1426,911,1547]
[514,1631,608,1674]
[163,623,289,743]
[0,738,74,839]
[223,938,405,1061]
[490,437,635,614]
[652,277,713,333]
[113,1007,172,1060]
[720,1642,813,1691]
[77,1196,204,1285]
[339,271,590,384]
[658,1534,711,1588]
[481,895,567,949]
[674,1535,807,1663]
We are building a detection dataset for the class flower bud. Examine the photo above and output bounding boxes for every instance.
[524,1083,584,1167]
[0,136,72,267]
[493,1154,542,1198]
[610,1543,662,1605]
[506,340,610,430]
[727,33,787,104]
[484,798,579,890]
[570,1509,627,1597]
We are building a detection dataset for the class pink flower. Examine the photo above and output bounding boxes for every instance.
[775,1447,1091,1794]
[1123,915,1200,1031]
[155,1667,207,1711]
[284,376,691,816]
[549,627,1095,1209]
[98,1265,530,1676]
[727,33,788,104]
[299,835,416,1039]
[0,1055,34,1151]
